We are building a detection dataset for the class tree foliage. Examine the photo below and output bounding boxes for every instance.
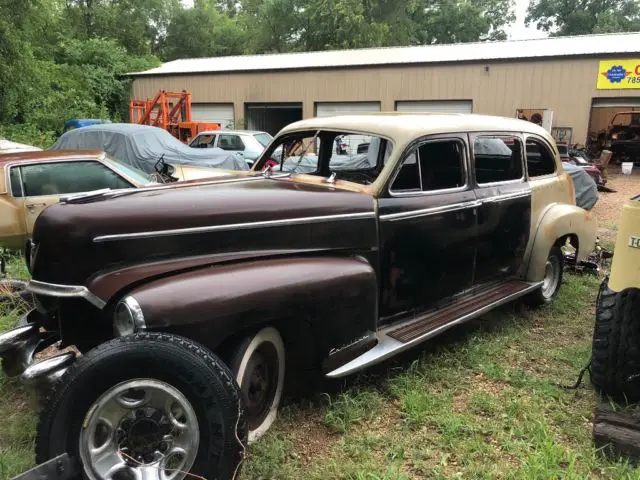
[526,0,640,36]
[1,0,638,146]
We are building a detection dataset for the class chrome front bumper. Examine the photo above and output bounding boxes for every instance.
[0,310,76,397]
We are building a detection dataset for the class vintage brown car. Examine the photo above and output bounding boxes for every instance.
[0,114,596,479]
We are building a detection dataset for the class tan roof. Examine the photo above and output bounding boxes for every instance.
[280,113,554,145]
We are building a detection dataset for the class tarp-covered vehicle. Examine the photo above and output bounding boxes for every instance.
[50,123,249,175]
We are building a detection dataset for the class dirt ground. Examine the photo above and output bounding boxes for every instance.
[591,164,640,247]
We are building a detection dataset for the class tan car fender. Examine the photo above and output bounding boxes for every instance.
[523,202,597,282]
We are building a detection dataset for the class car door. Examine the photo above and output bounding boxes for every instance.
[378,134,479,322]
[470,133,531,284]
[17,160,134,236]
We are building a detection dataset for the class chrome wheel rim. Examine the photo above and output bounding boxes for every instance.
[541,256,561,299]
[79,379,199,480]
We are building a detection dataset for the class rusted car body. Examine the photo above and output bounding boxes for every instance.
[0,114,596,478]
[600,111,640,164]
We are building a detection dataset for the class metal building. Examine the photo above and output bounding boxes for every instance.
[129,32,640,146]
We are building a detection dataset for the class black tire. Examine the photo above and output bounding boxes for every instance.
[526,246,564,307]
[230,327,285,443]
[591,278,640,401]
[35,332,247,480]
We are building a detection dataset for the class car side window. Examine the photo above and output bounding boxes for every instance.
[192,134,216,148]
[391,139,465,193]
[9,167,24,198]
[474,136,523,184]
[218,134,245,151]
[20,161,133,197]
[525,138,557,177]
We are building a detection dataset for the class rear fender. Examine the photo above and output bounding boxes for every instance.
[124,256,378,357]
[524,203,597,282]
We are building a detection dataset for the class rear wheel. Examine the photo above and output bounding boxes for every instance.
[526,246,564,306]
[35,333,247,480]
[591,278,640,401]
[230,327,285,443]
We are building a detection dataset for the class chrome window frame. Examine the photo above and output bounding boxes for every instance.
[387,135,470,198]
[471,132,526,187]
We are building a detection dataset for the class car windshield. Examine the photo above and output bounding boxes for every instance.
[106,157,155,185]
[257,130,393,186]
[611,113,640,126]
[254,133,273,147]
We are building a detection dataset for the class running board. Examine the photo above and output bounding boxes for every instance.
[326,280,542,378]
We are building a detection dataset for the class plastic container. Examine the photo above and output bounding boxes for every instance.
[622,162,634,175]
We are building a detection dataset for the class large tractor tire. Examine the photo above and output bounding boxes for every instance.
[591,277,640,401]
[35,332,247,480]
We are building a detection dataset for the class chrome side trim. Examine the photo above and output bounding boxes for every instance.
[481,191,531,203]
[326,281,542,378]
[93,211,376,243]
[27,280,106,309]
[380,200,481,222]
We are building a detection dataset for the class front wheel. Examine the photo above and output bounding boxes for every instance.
[35,333,247,480]
[230,327,285,443]
[526,246,564,307]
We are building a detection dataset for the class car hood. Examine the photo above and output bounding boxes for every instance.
[31,175,377,285]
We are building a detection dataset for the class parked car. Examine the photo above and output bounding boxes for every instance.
[597,111,640,165]
[51,123,249,175]
[62,118,112,133]
[189,129,282,166]
[0,150,159,251]
[0,139,42,154]
[0,114,596,479]
[562,162,599,210]
[564,147,607,188]
[591,193,640,400]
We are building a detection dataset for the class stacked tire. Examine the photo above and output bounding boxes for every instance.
[591,277,640,401]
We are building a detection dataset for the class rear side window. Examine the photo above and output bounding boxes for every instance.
[391,139,465,193]
[526,138,557,177]
[20,161,133,196]
[218,134,245,151]
[474,136,523,184]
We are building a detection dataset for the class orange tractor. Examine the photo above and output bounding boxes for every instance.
[130,90,220,143]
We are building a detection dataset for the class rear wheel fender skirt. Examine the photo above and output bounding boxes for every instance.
[125,256,378,351]
[524,203,597,282]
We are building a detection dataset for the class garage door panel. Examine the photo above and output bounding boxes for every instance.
[396,100,472,114]
[315,102,381,118]
[191,103,235,128]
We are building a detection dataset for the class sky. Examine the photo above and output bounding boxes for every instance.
[508,0,549,40]
[182,0,549,41]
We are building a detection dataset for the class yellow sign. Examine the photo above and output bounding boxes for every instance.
[597,59,640,89]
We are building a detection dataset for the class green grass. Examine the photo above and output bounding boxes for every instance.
[1,269,638,479]
[0,254,35,479]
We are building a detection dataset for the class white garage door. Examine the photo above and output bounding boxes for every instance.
[315,102,381,118]
[191,103,235,129]
[396,100,473,114]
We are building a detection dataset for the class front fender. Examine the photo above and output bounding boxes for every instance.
[125,255,378,354]
[524,203,597,282]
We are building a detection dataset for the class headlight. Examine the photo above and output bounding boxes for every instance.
[611,134,618,140]
[113,296,146,337]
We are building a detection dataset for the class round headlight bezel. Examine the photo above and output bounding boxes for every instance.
[113,296,146,337]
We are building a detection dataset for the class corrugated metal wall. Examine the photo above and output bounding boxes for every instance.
[131,57,640,144]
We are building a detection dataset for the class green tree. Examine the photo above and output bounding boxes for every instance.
[526,0,640,36]
[161,1,246,60]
